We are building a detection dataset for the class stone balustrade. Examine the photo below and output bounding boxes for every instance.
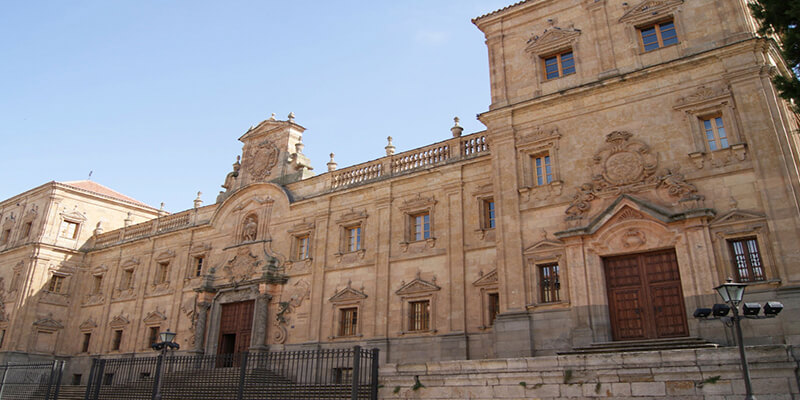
[92,210,196,249]
[331,131,489,190]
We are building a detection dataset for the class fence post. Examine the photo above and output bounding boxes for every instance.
[369,349,379,400]
[44,361,56,400]
[152,353,164,400]
[350,346,361,400]
[91,360,105,400]
[0,363,8,399]
[237,352,249,400]
[53,360,65,400]
[83,359,97,400]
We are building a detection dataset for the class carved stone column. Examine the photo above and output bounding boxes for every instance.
[193,301,212,354]
[249,293,271,352]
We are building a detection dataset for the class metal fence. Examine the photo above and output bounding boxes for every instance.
[84,346,379,400]
[0,361,64,400]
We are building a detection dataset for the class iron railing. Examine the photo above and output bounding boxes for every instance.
[0,361,64,400]
[84,346,379,400]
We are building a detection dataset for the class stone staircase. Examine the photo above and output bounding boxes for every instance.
[558,336,719,355]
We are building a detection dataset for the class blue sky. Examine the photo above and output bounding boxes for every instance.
[0,1,512,212]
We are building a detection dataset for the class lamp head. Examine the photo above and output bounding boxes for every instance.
[742,302,761,317]
[693,308,712,318]
[763,301,783,316]
[159,329,176,344]
[714,278,747,306]
[712,303,730,317]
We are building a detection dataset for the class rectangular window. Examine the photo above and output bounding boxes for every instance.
[111,330,123,351]
[194,257,204,277]
[82,333,91,353]
[71,374,82,386]
[121,269,134,290]
[539,263,561,303]
[346,225,362,252]
[640,20,678,52]
[334,368,353,384]
[338,307,358,337]
[92,275,103,294]
[21,222,32,239]
[296,235,311,260]
[409,300,430,332]
[156,262,169,284]
[59,220,80,239]
[147,326,160,347]
[0,229,10,244]
[543,50,575,80]
[411,212,431,241]
[48,275,64,293]
[702,116,729,151]
[532,154,553,186]
[729,237,765,282]
[487,292,500,326]
[102,373,114,386]
[482,199,496,229]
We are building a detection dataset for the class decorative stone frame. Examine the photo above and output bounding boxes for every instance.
[45,272,69,295]
[709,209,779,285]
[78,318,97,354]
[31,315,63,354]
[473,270,499,330]
[84,265,107,306]
[187,243,211,279]
[327,282,367,340]
[240,213,260,243]
[0,214,15,246]
[523,238,569,308]
[472,184,496,241]
[108,314,130,352]
[516,127,563,198]
[287,222,314,271]
[152,250,175,288]
[619,0,685,54]
[674,85,747,169]
[334,210,368,262]
[19,204,38,242]
[524,27,582,83]
[116,258,139,297]
[396,274,440,335]
[58,210,87,240]
[141,309,167,350]
[398,195,437,252]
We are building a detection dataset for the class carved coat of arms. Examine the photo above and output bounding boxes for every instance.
[244,139,280,181]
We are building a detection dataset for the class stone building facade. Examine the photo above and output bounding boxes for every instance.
[0,0,799,373]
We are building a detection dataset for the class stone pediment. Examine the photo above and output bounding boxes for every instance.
[60,209,87,222]
[399,195,436,212]
[288,222,315,234]
[674,85,731,110]
[336,209,368,224]
[79,318,98,331]
[190,243,212,255]
[23,205,39,221]
[33,315,63,331]
[143,309,167,325]
[238,114,305,142]
[92,265,108,275]
[154,250,175,262]
[472,269,498,287]
[525,27,581,55]
[109,314,130,328]
[523,239,565,255]
[710,209,766,227]
[329,284,367,303]
[232,196,274,212]
[120,258,139,270]
[619,0,683,24]
[396,275,440,296]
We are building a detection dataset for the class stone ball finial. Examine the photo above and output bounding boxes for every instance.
[327,153,338,172]
[288,112,295,122]
[194,191,203,209]
[269,113,276,121]
[385,136,396,156]
[451,116,464,137]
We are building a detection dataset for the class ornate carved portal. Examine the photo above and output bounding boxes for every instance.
[217,300,254,362]
[603,249,688,341]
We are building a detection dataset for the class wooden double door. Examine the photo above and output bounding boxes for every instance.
[218,300,254,356]
[603,250,689,341]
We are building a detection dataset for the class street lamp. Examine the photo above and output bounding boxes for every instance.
[151,329,180,400]
[695,279,784,400]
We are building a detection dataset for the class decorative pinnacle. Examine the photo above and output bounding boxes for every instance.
[288,112,295,122]
[269,113,276,121]
[327,153,338,172]
[385,136,396,156]
[194,192,203,209]
[451,116,464,137]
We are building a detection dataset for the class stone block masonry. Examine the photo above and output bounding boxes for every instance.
[378,345,799,399]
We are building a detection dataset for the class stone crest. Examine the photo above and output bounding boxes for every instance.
[244,139,280,181]
[592,131,658,190]
[223,247,261,283]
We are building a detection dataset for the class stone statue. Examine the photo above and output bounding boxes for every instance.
[242,216,258,242]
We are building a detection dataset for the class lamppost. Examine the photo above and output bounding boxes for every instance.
[694,279,783,400]
[151,329,180,400]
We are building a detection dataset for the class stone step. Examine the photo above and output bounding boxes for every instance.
[559,337,719,355]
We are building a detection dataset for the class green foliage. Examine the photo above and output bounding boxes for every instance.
[393,386,401,394]
[412,375,425,391]
[595,382,602,394]
[563,369,573,384]
[750,0,800,112]
[519,381,527,388]
[532,383,543,389]
[703,375,722,385]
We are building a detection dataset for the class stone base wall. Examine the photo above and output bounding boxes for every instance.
[379,345,800,399]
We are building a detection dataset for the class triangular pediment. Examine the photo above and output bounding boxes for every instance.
[143,310,167,325]
[329,286,368,303]
[399,195,437,212]
[155,250,175,262]
[620,0,683,24]
[79,318,98,331]
[473,269,498,287]
[396,277,440,295]
[109,314,130,328]
[120,258,139,270]
[33,316,63,331]
[523,239,565,255]
[525,27,581,55]
[238,115,305,142]
[60,210,87,222]
[710,209,766,227]
[336,209,368,224]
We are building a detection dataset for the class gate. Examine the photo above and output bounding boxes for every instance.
[0,361,64,400]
